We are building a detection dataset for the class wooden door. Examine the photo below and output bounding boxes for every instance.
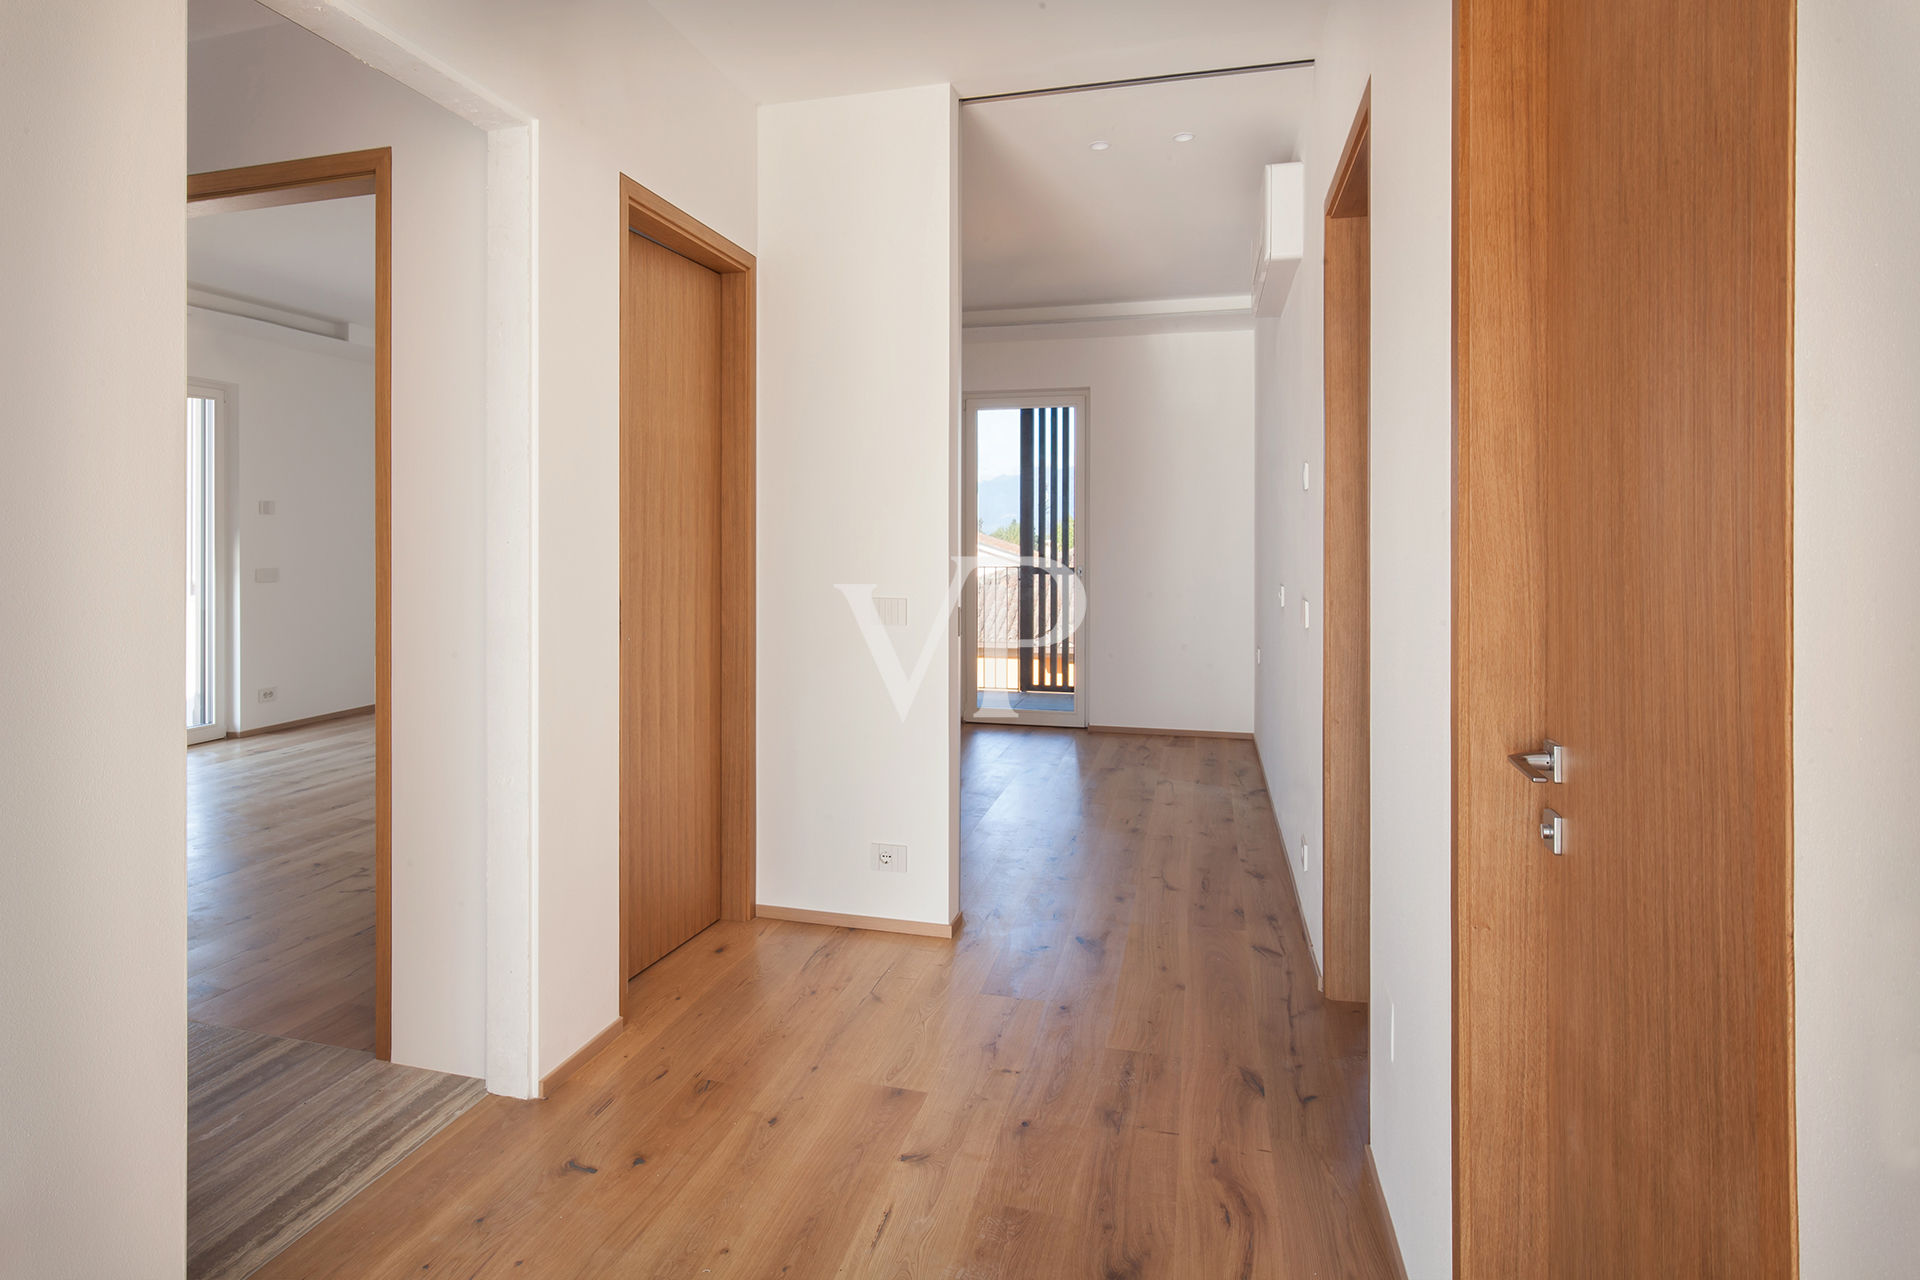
[1455,0,1795,1274]
[622,230,724,977]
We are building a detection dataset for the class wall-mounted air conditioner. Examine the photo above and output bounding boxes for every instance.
[1252,161,1305,316]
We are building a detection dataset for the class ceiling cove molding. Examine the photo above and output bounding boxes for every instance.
[187,303,377,363]
[187,284,366,344]
[963,294,1254,331]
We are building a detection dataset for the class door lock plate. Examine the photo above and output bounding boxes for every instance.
[1540,808,1567,855]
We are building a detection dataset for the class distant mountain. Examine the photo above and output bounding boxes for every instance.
[976,473,1022,536]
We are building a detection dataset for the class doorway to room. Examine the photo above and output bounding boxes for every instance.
[962,391,1088,728]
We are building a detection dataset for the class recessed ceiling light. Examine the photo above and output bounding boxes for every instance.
[1173,131,1196,143]
[1089,140,1111,151]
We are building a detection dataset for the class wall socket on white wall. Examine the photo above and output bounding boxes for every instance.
[872,842,907,873]
[257,687,278,704]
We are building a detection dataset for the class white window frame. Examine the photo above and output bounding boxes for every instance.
[961,389,1090,729]
[186,379,238,744]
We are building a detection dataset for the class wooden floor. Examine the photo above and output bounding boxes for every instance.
[188,714,376,1052]
[253,727,1393,1278]
[188,1021,486,1280]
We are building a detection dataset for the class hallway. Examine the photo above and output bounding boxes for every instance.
[250,727,1392,1278]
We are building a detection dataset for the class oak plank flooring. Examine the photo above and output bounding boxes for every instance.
[188,1021,485,1280]
[253,727,1394,1278]
[189,714,376,1052]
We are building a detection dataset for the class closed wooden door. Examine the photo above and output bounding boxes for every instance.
[622,230,724,977]
[1456,0,1795,1273]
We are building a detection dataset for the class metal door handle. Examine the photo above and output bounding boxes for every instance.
[1508,739,1565,784]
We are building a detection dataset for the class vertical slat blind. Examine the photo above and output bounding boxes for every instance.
[1016,406,1075,692]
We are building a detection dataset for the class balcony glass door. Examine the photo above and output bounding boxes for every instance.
[963,392,1087,727]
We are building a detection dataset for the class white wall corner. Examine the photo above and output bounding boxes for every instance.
[484,120,540,1098]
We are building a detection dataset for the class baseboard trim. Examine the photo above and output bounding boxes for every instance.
[1362,1146,1411,1280]
[1087,724,1255,741]
[539,1017,625,1099]
[756,904,963,939]
[1250,737,1328,993]
[231,704,376,738]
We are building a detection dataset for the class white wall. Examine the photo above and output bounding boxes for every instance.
[758,84,962,928]
[192,17,491,1076]
[188,311,375,732]
[0,2,188,1276]
[965,326,1256,734]
[1795,1,1920,1273]
[1254,0,1455,1272]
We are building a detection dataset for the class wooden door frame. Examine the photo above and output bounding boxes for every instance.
[188,148,395,1060]
[617,176,756,1020]
[1323,87,1372,1005]
[1450,3,1797,1272]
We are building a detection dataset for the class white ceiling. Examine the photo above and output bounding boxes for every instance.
[963,67,1312,312]
[647,0,1327,103]
[187,196,377,328]
[188,0,281,43]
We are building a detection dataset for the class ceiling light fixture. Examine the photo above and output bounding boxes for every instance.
[1173,131,1196,143]
[1089,140,1111,151]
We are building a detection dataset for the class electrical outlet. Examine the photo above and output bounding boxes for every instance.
[872,842,907,873]
[257,687,278,704]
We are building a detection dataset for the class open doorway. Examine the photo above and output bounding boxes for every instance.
[962,391,1088,727]
[186,152,389,1058]
[179,5,493,1276]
